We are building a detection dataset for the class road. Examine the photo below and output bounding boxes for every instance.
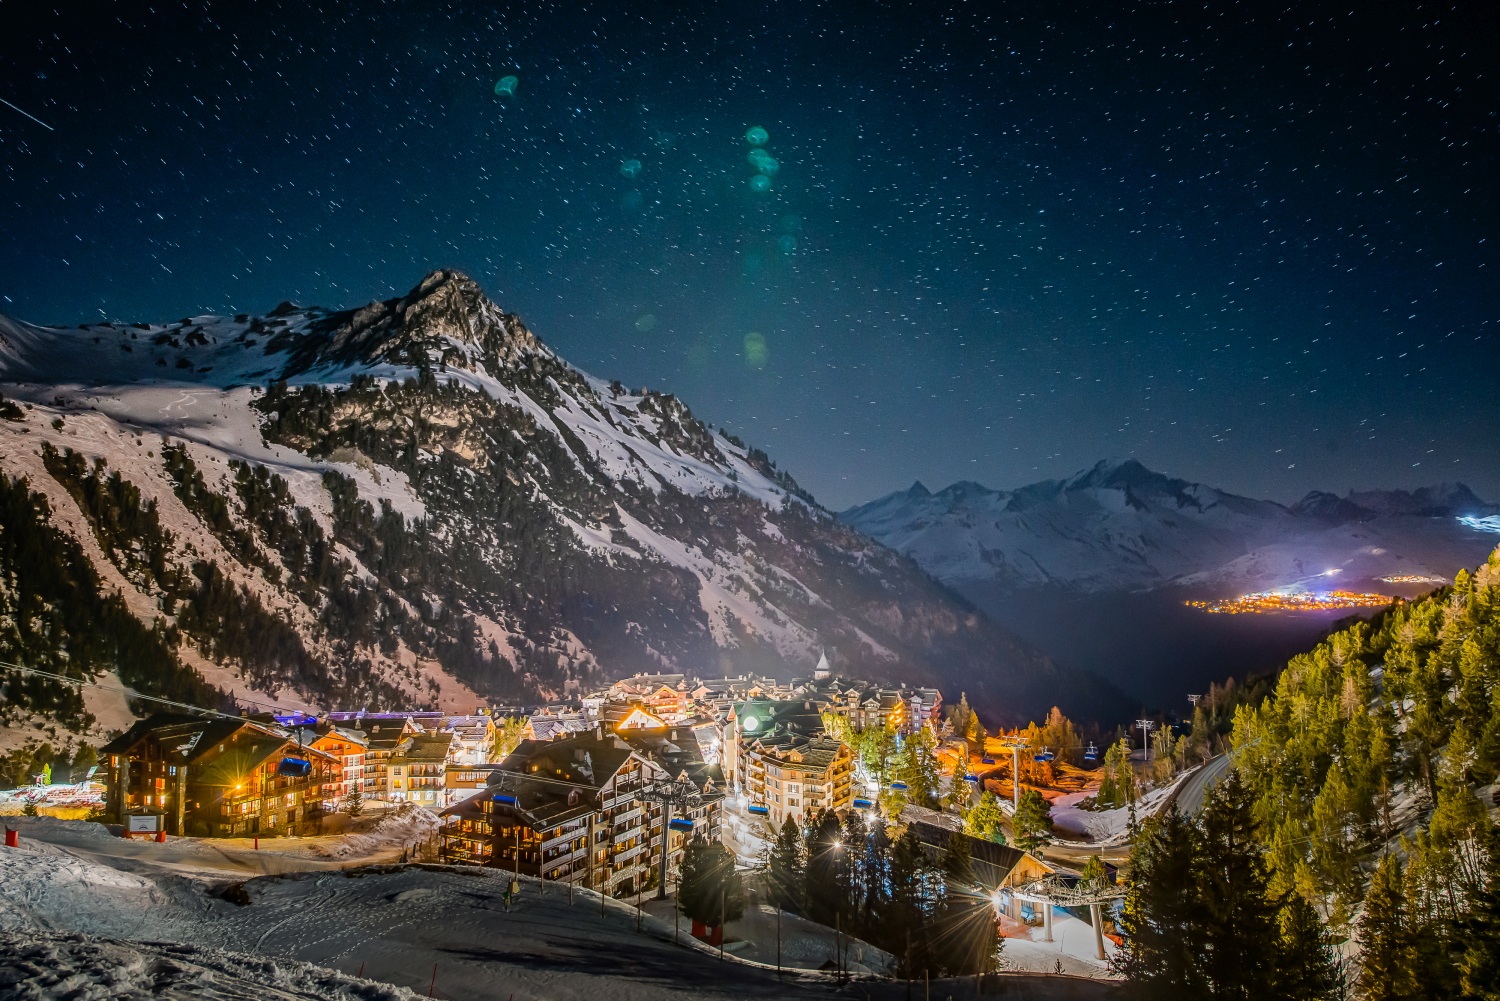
[1164,753,1234,818]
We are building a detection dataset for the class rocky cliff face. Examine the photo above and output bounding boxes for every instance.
[0,271,1115,737]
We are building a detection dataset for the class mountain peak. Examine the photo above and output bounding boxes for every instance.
[906,480,931,498]
[278,270,546,378]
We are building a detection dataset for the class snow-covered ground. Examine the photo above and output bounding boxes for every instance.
[0,817,1120,1000]
[1050,771,1192,847]
[999,909,1118,978]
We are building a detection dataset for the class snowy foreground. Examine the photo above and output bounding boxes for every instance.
[0,817,1119,1000]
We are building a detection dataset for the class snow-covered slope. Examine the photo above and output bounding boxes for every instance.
[842,459,1500,597]
[0,271,1107,730]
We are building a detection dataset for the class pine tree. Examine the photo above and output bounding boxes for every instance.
[767,814,804,912]
[934,831,997,976]
[1013,787,1054,851]
[1457,847,1500,1000]
[1115,809,1205,999]
[679,834,745,926]
[887,827,935,976]
[962,790,1007,844]
[1276,893,1344,1000]
[802,809,844,926]
[342,785,364,818]
[1358,854,1420,1001]
[1197,771,1281,1000]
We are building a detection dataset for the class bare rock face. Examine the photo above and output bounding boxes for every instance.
[0,272,1120,732]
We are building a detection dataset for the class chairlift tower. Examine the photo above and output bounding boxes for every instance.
[642,776,702,900]
[996,735,1030,811]
[1136,719,1157,760]
[1188,694,1203,709]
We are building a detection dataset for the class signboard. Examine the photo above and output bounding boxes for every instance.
[127,814,159,833]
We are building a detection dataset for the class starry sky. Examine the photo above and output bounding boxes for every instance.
[2,1,1497,510]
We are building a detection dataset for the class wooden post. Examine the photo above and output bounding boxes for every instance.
[718,887,725,962]
[776,905,781,976]
[1090,901,1106,960]
[1043,900,1053,943]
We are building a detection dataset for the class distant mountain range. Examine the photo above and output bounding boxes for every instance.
[842,459,1500,597]
[842,460,1500,706]
[0,270,1116,739]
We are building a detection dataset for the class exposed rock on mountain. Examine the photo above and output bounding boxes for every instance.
[0,271,1113,735]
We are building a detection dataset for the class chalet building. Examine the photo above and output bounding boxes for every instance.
[524,709,592,742]
[724,698,854,825]
[905,817,1061,925]
[439,730,721,897]
[309,724,367,806]
[361,719,419,798]
[446,762,503,802]
[819,681,944,736]
[443,714,498,765]
[100,713,337,837]
[387,732,455,807]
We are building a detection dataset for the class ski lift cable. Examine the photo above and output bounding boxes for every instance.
[0,658,301,722]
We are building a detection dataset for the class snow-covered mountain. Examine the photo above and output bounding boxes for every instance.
[0,270,1108,734]
[841,459,1500,596]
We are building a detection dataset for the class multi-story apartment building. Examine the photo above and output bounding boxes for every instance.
[100,713,337,837]
[724,698,855,826]
[387,732,454,808]
[309,724,367,806]
[439,730,721,897]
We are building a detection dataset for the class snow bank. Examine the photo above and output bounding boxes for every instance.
[0,930,418,1000]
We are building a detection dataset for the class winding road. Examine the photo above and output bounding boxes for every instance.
[1164,753,1234,818]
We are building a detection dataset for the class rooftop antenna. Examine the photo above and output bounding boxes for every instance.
[1188,694,1203,709]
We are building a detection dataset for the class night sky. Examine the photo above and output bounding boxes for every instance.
[2,1,1497,509]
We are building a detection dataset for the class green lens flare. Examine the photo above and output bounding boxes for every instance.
[634,313,657,332]
[494,75,519,97]
[745,126,769,146]
[743,332,768,367]
[748,174,771,192]
[755,155,779,177]
[620,159,642,179]
[778,234,797,254]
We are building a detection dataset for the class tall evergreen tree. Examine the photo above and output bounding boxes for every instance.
[1276,893,1345,1001]
[802,809,844,926]
[679,834,745,926]
[1115,809,1206,1000]
[963,790,1007,843]
[1013,787,1053,851]
[1457,851,1500,999]
[767,814,804,912]
[887,827,935,976]
[1197,771,1282,1000]
[1357,853,1421,1001]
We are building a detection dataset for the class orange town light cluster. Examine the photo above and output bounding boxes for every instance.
[1185,590,1396,615]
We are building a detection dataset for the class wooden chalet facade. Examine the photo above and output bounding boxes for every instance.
[439,730,722,897]
[100,713,338,837]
